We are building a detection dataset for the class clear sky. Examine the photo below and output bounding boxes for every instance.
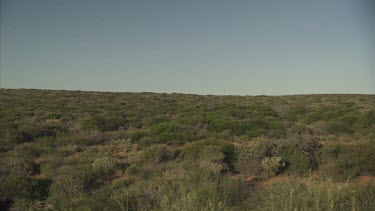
[1,0,374,95]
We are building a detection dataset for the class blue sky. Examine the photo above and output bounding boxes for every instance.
[1,0,374,95]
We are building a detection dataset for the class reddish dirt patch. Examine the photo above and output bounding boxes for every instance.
[357,176,375,186]
[102,174,122,183]
[261,175,292,187]
[245,176,256,182]
[35,155,54,164]
[33,173,45,179]
[243,175,293,187]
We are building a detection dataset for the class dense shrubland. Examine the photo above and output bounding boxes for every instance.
[0,89,374,210]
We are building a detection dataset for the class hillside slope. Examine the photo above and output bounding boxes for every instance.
[1,89,374,210]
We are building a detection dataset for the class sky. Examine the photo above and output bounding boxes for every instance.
[0,0,374,95]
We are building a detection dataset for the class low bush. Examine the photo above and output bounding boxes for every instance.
[325,120,353,134]
[15,130,34,143]
[129,130,147,142]
[141,144,172,163]
[47,165,97,209]
[235,140,275,175]
[245,128,268,138]
[92,156,118,176]
[320,106,352,121]
[273,137,321,176]
[137,136,154,147]
[1,155,39,176]
[126,164,139,175]
[149,122,201,144]
[181,139,236,166]
[111,165,251,211]
[302,112,322,123]
[260,156,286,177]
[320,143,375,181]
[15,123,65,144]
[339,112,359,126]
[46,113,63,119]
[356,110,375,129]
[83,115,128,132]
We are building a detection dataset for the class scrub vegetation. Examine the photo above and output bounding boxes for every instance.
[0,89,374,210]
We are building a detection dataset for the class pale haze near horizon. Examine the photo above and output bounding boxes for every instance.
[0,0,374,95]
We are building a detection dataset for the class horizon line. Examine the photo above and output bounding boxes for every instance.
[1,87,374,97]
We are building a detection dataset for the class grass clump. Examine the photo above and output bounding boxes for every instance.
[251,179,375,211]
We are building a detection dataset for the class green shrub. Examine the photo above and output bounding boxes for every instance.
[40,157,64,178]
[215,129,233,139]
[0,173,49,202]
[149,122,176,135]
[129,130,147,142]
[356,110,375,129]
[126,164,139,175]
[15,123,65,144]
[46,112,63,119]
[83,115,127,131]
[92,156,118,176]
[1,156,39,176]
[36,124,65,138]
[137,136,154,147]
[56,132,102,146]
[286,105,308,121]
[246,128,268,138]
[250,105,279,117]
[325,120,353,134]
[181,139,236,166]
[48,165,97,209]
[320,143,375,181]
[15,130,34,143]
[78,185,118,211]
[141,144,172,163]
[320,106,352,121]
[235,141,275,175]
[159,170,250,210]
[203,114,284,138]
[339,113,359,126]
[302,112,322,123]
[274,138,321,176]
[111,165,251,211]
[260,156,286,177]
[149,122,201,144]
